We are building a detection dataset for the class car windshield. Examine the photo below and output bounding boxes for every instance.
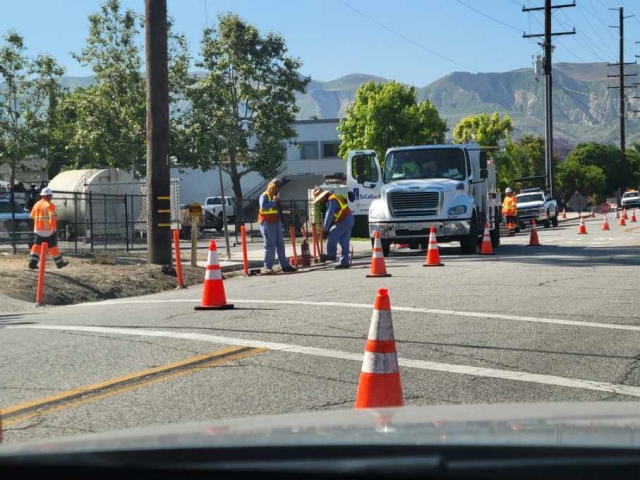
[623,192,639,198]
[516,194,544,203]
[383,148,467,183]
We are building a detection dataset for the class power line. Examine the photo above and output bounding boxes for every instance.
[576,1,618,58]
[554,10,608,62]
[457,0,522,33]
[336,0,478,73]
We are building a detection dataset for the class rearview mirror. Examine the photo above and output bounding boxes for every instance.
[480,169,488,179]
[479,151,488,170]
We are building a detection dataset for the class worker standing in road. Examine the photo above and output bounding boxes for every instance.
[314,187,355,269]
[502,187,518,236]
[28,187,69,270]
[258,179,297,274]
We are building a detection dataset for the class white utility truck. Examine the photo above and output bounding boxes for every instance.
[345,144,500,256]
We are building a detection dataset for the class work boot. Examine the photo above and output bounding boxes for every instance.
[262,267,275,275]
[282,265,298,273]
[320,254,336,263]
[56,261,69,269]
[28,261,38,270]
[334,264,350,269]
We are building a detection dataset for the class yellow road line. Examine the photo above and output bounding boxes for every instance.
[0,346,266,427]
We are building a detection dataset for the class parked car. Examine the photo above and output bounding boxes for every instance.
[0,195,34,246]
[621,190,640,209]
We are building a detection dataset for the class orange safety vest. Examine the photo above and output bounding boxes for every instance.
[502,195,517,216]
[329,194,351,224]
[257,192,280,224]
[30,198,57,236]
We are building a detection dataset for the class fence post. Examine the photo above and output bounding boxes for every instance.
[124,194,130,252]
[240,225,249,275]
[74,193,78,254]
[10,191,16,255]
[103,194,107,251]
[89,192,94,252]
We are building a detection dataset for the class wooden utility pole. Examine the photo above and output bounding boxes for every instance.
[523,1,575,198]
[145,0,172,265]
[607,7,637,154]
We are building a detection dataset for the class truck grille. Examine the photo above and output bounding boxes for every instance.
[388,191,440,217]
[517,207,539,220]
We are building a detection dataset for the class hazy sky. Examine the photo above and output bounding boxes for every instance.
[1,0,639,85]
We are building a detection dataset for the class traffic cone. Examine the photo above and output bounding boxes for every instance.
[354,288,403,409]
[561,208,567,219]
[591,208,595,218]
[366,231,391,278]
[423,226,444,267]
[480,222,494,255]
[619,214,627,227]
[623,208,628,220]
[195,240,234,310]
[632,209,638,223]
[528,220,541,246]
[602,215,610,231]
[578,215,587,234]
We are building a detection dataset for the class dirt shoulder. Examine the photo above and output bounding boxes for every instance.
[0,251,204,306]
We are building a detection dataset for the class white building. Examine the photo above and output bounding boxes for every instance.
[172,118,343,204]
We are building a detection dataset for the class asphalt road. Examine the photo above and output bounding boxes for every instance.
[2,213,640,444]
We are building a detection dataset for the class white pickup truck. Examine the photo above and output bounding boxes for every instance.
[515,188,558,229]
[203,196,236,221]
[358,143,501,256]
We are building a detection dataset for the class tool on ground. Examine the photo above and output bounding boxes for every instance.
[578,215,588,234]
[528,220,541,246]
[480,222,494,255]
[355,288,404,409]
[172,229,185,288]
[195,240,234,311]
[366,231,391,278]
[632,210,637,223]
[311,225,319,263]
[619,213,627,227]
[561,208,567,219]
[602,215,611,231]
[319,226,325,257]
[240,226,249,275]
[35,242,48,306]
[423,226,444,266]
[289,226,299,267]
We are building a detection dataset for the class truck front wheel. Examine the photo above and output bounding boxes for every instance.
[371,238,391,257]
[543,211,551,228]
[460,215,479,254]
[552,212,559,227]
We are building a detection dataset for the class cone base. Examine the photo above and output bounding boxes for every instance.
[423,263,444,267]
[195,304,235,311]
[480,251,494,255]
[366,273,392,278]
[528,244,541,247]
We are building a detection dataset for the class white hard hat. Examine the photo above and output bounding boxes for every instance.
[505,187,513,194]
[40,187,53,196]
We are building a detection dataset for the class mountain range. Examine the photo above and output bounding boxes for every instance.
[296,63,640,145]
[61,62,640,145]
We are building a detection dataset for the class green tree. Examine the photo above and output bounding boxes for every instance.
[338,81,446,163]
[0,31,64,187]
[556,158,607,204]
[452,111,513,147]
[495,135,546,192]
[184,13,309,202]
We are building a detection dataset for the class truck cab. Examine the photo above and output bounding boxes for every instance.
[359,143,500,256]
[515,188,558,229]
[203,196,236,221]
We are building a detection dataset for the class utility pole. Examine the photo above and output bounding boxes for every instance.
[607,8,636,154]
[523,1,575,198]
[145,0,172,265]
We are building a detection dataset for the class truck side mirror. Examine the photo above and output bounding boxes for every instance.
[480,169,488,179]
[479,152,488,170]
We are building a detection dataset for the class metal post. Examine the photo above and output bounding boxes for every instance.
[543,0,554,197]
[619,7,625,153]
[124,194,130,252]
[103,194,107,251]
[74,192,78,254]
[10,191,16,254]
[89,192,94,253]
[217,164,232,260]
[191,214,199,267]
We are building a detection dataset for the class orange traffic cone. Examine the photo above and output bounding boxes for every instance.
[561,208,567,219]
[366,231,391,278]
[619,214,627,227]
[578,215,587,234]
[591,208,595,218]
[632,209,637,223]
[195,240,234,310]
[480,222,494,255]
[423,226,444,267]
[602,215,610,231]
[528,220,541,246]
[623,208,628,220]
[355,288,403,409]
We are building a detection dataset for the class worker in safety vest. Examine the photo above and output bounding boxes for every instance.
[28,187,69,270]
[502,187,518,235]
[257,179,297,274]
[313,187,355,269]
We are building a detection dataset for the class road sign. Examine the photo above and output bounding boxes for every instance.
[600,203,610,214]
[190,203,202,215]
[567,192,589,213]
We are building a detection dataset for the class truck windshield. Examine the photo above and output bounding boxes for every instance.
[517,194,544,203]
[383,148,467,183]
[207,198,222,205]
[623,192,639,198]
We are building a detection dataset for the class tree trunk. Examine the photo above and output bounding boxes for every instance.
[228,149,245,226]
[10,159,16,254]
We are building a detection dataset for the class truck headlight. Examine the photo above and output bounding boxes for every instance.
[369,209,386,220]
[448,205,467,215]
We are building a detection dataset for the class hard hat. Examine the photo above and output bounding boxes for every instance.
[505,187,513,194]
[271,178,283,188]
[40,187,53,196]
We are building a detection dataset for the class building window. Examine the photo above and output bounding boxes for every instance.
[300,142,319,160]
[322,141,341,158]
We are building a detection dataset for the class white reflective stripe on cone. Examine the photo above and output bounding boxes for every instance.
[372,250,383,258]
[205,268,222,281]
[361,351,399,374]
[207,251,219,266]
[367,309,395,341]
